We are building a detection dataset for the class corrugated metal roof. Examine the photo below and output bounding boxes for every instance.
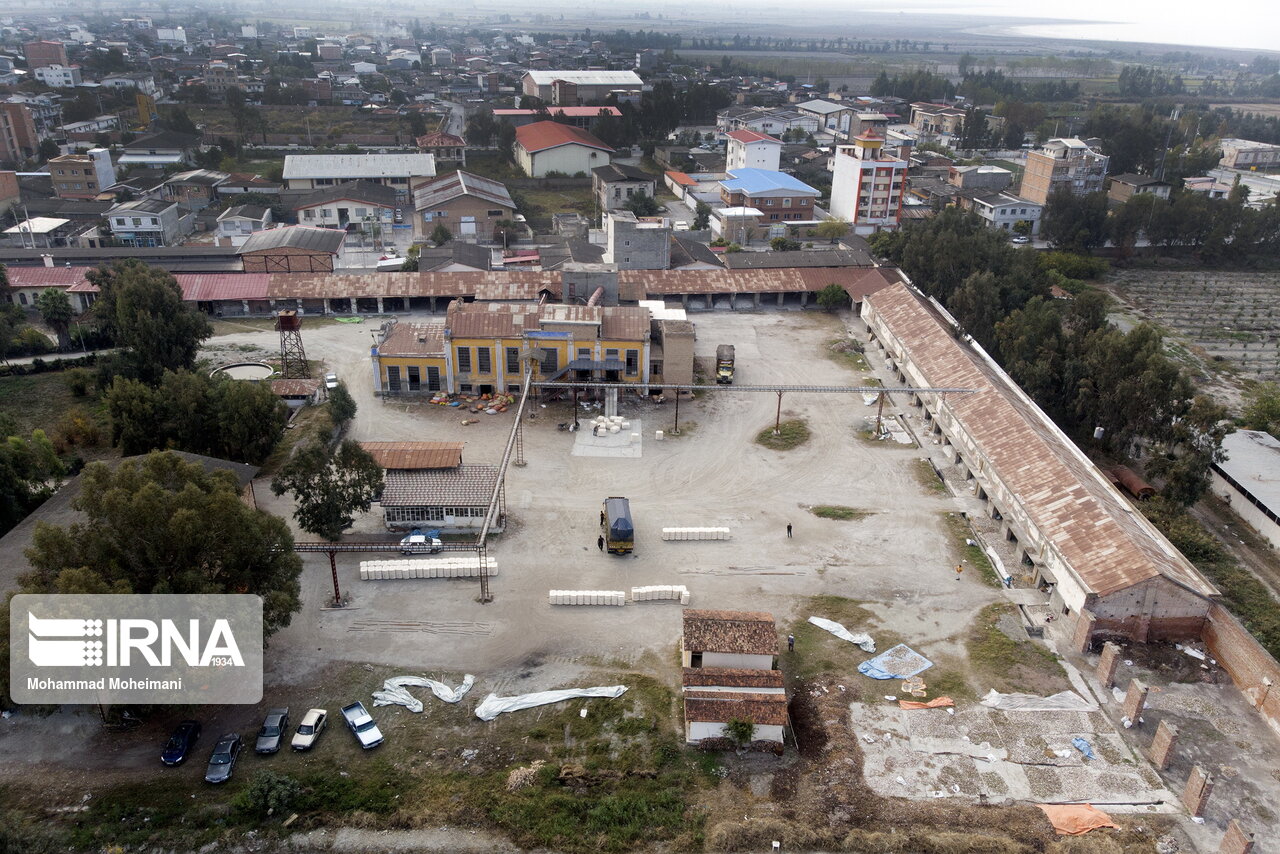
[493,107,622,118]
[864,282,1217,600]
[683,609,777,655]
[270,378,320,396]
[7,265,94,289]
[618,266,898,297]
[725,129,781,144]
[377,321,446,357]
[282,153,436,180]
[179,273,271,301]
[413,170,514,212]
[293,181,398,210]
[523,70,643,87]
[361,441,464,470]
[721,168,819,196]
[240,226,346,255]
[1215,430,1280,514]
[381,465,500,507]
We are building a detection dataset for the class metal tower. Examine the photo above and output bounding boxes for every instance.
[276,310,308,379]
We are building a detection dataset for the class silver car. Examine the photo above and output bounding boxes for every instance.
[255,707,289,754]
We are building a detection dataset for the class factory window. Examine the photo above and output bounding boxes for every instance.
[477,348,491,374]
[625,350,638,376]
[456,347,471,373]
[506,347,520,374]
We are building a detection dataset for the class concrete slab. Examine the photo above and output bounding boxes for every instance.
[571,418,644,458]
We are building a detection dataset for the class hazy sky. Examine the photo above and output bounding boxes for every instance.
[883,0,1280,53]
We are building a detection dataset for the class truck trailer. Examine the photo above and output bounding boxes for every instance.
[716,344,735,384]
[601,496,634,554]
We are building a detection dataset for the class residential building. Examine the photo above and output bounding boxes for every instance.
[216,204,272,247]
[514,121,613,178]
[415,131,466,167]
[202,60,243,96]
[32,64,81,88]
[682,666,787,745]
[717,106,819,137]
[1020,138,1110,205]
[294,180,398,230]
[948,164,1013,192]
[430,48,453,67]
[681,610,778,670]
[49,149,116,199]
[795,99,854,137]
[724,129,783,172]
[1218,138,1280,171]
[1107,174,1172,204]
[23,40,68,69]
[239,226,345,272]
[602,211,670,269]
[2,216,79,248]
[58,115,121,136]
[316,43,343,61]
[161,169,228,210]
[719,168,820,232]
[1209,430,1280,551]
[829,132,908,235]
[118,131,201,169]
[909,102,967,138]
[0,102,38,164]
[100,73,160,96]
[155,27,187,46]
[105,198,185,247]
[1182,176,1233,199]
[0,171,19,218]
[8,93,62,140]
[281,153,436,199]
[713,206,763,244]
[592,162,657,212]
[412,169,515,241]
[372,300,657,396]
[492,106,622,129]
[849,111,890,138]
[958,192,1043,235]
[520,70,644,104]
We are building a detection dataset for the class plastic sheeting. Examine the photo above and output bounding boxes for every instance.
[857,644,933,680]
[899,696,955,710]
[372,674,476,712]
[474,686,629,721]
[1071,737,1097,760]
[807,616,876,653]
[1036,803,1119,836]
[980,689,1097,712]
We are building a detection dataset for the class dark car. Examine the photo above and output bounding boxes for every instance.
[204,733,242,783]
[160,720,201,766]
[255,707,290,754]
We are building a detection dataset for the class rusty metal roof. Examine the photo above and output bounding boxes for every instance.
[360,441,464,470]
[863,283,1217,600]
[6,265,94,289]
[684,692,788,726]
[179,273,270,301]
[447,301,542,338]
[381,465,499,507]
[683,609,777,655]
[378,322,445,357]
[269,378,321,396]
[600,305,650,341]
[617,266,898,297]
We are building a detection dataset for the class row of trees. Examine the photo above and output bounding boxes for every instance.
[869,209,1227,505]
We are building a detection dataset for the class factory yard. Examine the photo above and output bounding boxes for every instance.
[2,307,1272,851]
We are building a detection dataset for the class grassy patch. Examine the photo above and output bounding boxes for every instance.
[257,403,335,475]
[809,505,873,522]
[967,603,1067,695]
[755,419,811,451]
[913,458,948,494]
[943,512,1002,587]
[825,337,869,372]
[785,595,903,682]
[0,371,85,437]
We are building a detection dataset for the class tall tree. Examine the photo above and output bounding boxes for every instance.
[36,288,73,350]
[22,452,302,634]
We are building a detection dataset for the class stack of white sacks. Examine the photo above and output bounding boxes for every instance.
[630,585,691,604]
[660,527,731,541]
[591,415,636,441]
[548,590,627,606]
[360,557,498,580]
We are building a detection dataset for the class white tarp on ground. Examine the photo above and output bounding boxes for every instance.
[980,688,1097,712]
[474,686,628,721]
[372,674,476,712]
[808,616,876,653]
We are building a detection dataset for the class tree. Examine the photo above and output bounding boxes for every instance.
[493,219,519,248]
[623,192,661,217]
[770,236,801,251]
[1041,189,1109,253]
[430,223,453,247]
[0,429,63,536]
[1242,382,1280,440]
[406,111,427,138]
[692,201,711,230]
[724,717,756,748]
[89,260,212,386]
[815,219,850,244]
[816,283,851,311]
[38,138,59,161]
[36,288,73,349]
[328,382,357,429]
[271,440,383,605]
[22,451,302,635]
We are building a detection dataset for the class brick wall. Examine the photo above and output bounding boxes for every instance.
[1202,603,1280,738]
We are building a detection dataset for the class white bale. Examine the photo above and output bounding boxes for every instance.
[655,430,664,441]
[680,591,691,605]
[621,421,631,429]
[608,425,620,434]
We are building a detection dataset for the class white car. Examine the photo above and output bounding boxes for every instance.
[1011,235,1030,245]
[291,708,327,751]
[341,702,383,749]
[324,372,339,389]
[400,530,443,554]
[673,221,690,231]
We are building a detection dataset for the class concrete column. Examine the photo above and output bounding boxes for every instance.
[800,291,809,306]
[604,388,618,418]
[1218,820,1254,854]
[1181,765,1214,817]
[1148,720,1178,771]
[777,292,784,306]
[753,293,760,307]
[1096,642,1121,689]
[1122,679,1149,725]
[376,297,384,313]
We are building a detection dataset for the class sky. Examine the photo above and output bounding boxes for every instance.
[836,0,1280,53]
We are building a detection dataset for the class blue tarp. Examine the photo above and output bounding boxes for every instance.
[857,643,933,680]
[1072,737,1096,760]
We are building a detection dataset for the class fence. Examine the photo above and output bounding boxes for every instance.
[1202,603,1280,737]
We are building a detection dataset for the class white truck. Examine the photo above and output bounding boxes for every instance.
[341,702,384,749]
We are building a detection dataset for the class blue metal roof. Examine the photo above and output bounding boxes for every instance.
[720,168,819,196]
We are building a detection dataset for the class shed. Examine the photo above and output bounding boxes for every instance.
[1210,429,1280,550]
[682,609,778,670]
[239,226,345,273]
[379,465,502,533]
[683,691,788,744]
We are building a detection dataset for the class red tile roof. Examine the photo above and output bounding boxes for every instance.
[683,610,777,655]
[415,131,465,148]
[515,121,613,155]
[684,692,789,726]
[360,441,464,470]
[682,668,785,689]
[665,170,697,188]
[726,129,781,145]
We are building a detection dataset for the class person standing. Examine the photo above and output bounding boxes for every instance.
[786,523,793,538]
[598,535,605,552]
[787,634,795,652]
[955,564,963,579]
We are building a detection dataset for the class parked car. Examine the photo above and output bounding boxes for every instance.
[400,528,443,555]
[291,708,328,751]
[324,372,339,389]
[341,701,384,749]
[1011,235,1030,244]
[204,733,242,783]
[160,720,201,766]
[394,208,404,223]
[254,708,290,754]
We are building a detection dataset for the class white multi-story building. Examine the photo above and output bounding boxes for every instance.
[724,129,782,172]
[963,192,1043,235]
[828,131,907,235]
[33,64,82,87]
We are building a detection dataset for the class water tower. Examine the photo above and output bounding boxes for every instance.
[276,310,308,379]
